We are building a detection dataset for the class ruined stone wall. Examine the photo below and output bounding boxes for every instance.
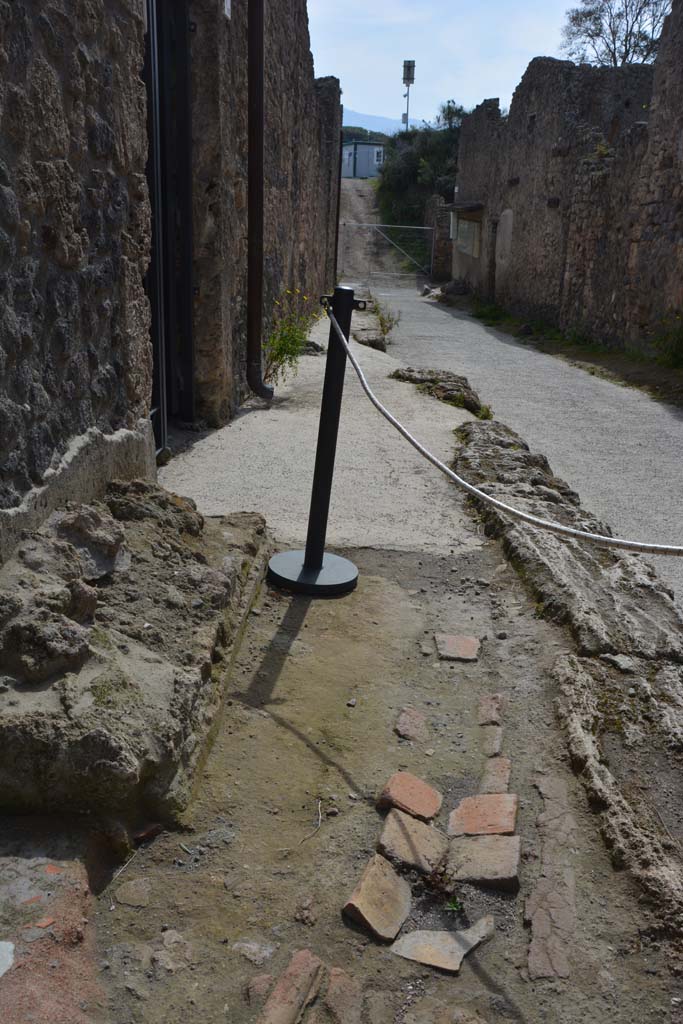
[0,0,153,517]
[425,195,454,281]
[562,0,683,345]
[454,59,654,328]
[191,1,341,427]
[454,6,683,351]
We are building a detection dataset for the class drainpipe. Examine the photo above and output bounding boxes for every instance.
[247,0,274,400]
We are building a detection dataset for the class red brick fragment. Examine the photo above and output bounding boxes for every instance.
[448,794,518,837]
[377,771,442,821]
[258,949,324,1024]
[434,634,480,662]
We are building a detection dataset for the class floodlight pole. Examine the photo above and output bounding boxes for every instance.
[402,60,415,132]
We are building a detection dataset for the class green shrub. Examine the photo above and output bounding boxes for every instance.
[263,290,320,386]
[650,313,683,368]
[472,301,507,325]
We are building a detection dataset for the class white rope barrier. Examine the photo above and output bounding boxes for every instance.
[327,310,683,558]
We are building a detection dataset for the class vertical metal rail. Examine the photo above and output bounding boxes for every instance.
[332,127,343,284]
[267,286,365,596]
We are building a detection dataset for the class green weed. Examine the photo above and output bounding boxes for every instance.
[263,289,321,386]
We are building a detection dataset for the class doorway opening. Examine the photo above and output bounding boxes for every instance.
[144,0,195,455]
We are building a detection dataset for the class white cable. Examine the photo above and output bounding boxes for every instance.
[327,310,683,558]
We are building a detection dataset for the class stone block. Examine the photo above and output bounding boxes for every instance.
[446,835,521,892]
[480,725,503,757]
[448,794,518,837]
[477,694,502,726]
[479,756,512,794]
[377,771,443,821]
[434,634,481,662]
[378,809,448,875]
[343,855,411,941]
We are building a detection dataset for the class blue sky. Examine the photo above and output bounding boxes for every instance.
[307,0,571,122]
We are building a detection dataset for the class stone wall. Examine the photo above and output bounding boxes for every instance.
[424,194,454,281]
[453,1,683,352]
[0,0,153,516]
[562,0,683,345]
[0,0,342,549]
[191,0,341,426]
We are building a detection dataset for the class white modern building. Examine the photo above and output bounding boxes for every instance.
[342,142,385,179]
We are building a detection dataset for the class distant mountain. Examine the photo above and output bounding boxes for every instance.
[343,109,404,135]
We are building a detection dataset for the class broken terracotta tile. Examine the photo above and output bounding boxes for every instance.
[479,756,512,794]
[257,949,324,1024]
[309,967,363,1024]
[343,854,411,941]
[44,864,64,876]
[446,835,521,892]
[394,707,428,742]
[448,794,518,837]
[434,634,480,662]
[378,809,448,875]
[390,915,494,972]
[477,694,502,726]
[480,725,503,757]
[246,974,274,1007]
[31,918,56,930]
[377,771,443,821]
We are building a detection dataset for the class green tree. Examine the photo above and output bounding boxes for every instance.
[376,101,466,226]
[342,125,389,145]
[561,0,671,66]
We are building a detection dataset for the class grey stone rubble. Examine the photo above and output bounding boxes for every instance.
[453,420,683,661]
[390,367,485,417]
[0,480,270,817]
[454,418,683,932]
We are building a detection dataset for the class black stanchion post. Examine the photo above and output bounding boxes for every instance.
[267,286,364,596]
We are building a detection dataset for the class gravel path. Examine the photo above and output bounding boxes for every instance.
[160,317,480,556]
[369,284,683,606]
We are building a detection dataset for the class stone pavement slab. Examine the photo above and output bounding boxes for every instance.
[378,809,448,875]
[446,835,521,892]
[479,756,512,794]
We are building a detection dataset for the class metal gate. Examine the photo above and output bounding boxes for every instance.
[337,221,434,288]
[144,0,195,455]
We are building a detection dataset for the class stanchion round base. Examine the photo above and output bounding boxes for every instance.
[267,550,359,597]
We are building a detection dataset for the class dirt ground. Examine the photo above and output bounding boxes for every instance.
[337,179,428,290]
[86,540,681,1023]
